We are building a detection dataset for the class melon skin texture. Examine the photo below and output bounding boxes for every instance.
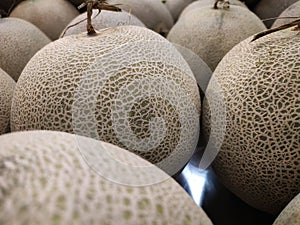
[0,68,15,134]
[167,5,266,71]
[273,193,300,225]
[0,17,51,81]
[0,130,213,225]
[10,25,201,176]
[108,0,174,35]
[61,9,146,37]
[202,28,300,214]
[272,1,300,28]
[9,0,79,40]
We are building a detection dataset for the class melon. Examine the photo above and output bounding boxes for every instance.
[165,0,195,22]
[253,0,298,28]
[9,0,79,40]
[273,193,300,225]
[202,27,300,214]
[60,9,145,37]
[107,0,174,35]
[0,68,15,134]
[0,130,213,225]
[0,17,51,81]
[179,0,248,19]
[10,25,201,176]
[271,1,300,28]
[167,4,266,70]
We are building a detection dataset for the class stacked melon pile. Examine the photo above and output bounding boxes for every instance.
[0,0,300,224]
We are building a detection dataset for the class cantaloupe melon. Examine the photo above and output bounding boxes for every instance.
[9,0,79,40]
[10,25,201,176]
[273,193,300,225]
[0,68,15,134]
[202,27,300,214]
[167,4,266,70]
[107,0,174,35]
[0,17,51,81]
[271,1,300,28]
[253,0,298,28]
[0,130,213,225]
[61,9,145,37]
[179,0,247,19]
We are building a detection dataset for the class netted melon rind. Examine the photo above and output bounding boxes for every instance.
[202,28,300,214]
[11,25,201,176]
[0,130,213,225]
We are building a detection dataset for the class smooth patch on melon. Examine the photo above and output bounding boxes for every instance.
[202,27,300,214]
[0,130,213,225]
[0,17,51,81]
[271,1,300,28]
[10,25,201,176]
[0,68,15,134]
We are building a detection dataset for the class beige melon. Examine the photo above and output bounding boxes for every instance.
[165,0,196,21]
[273,193,300,225]
[61,9,145,37]
[107,0,174,35]
[167,5,266,70]
[253,0,298,28]
[9,0,79,40]
[0,130,213,225]
[0,68,15,134]
[0,17,51,81]
[10,25,201,176]
[179,0,248,19]
[202,27,300,214]
[272,1,300,28]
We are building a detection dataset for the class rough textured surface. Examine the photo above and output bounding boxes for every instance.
[0,68,15,134]
[179,0,247,19]
[254,0,298,28]
[0,130,213,225]
[61,10,145,37]
[167,5,266,70]
[9,0,79,40]
[108,0,174,35]
[272,1,300,28]
[11,25,201,176]
[165,0,195,22]
[202,28,300,214]
[0,17,51,81]
[273,193,300,225]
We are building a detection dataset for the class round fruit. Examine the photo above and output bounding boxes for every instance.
[167,5,266,70]
[0,130,213,225]
[9,0,79,40]
[0,68,15,134]
[272,1,300,28]
[253,0,298,28]
[202,27,300,214]
[11,25,201,176]
[273,193,300,225]
[108,0,174,35]
[61,9,145,37]
[0,17,51,81]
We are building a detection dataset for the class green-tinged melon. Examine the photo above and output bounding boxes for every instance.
[60,9,145,37]
[0,130,213,225]
[9,0,79,40]
[10,25,201,176]
[167,5,266,70]
[273,193,300,225]
[0,68,15,134]
[253,0,298,28]
[0,17,51,81]
[272,1,300,28]
[108,0,174,35]
[202,27,300,214]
